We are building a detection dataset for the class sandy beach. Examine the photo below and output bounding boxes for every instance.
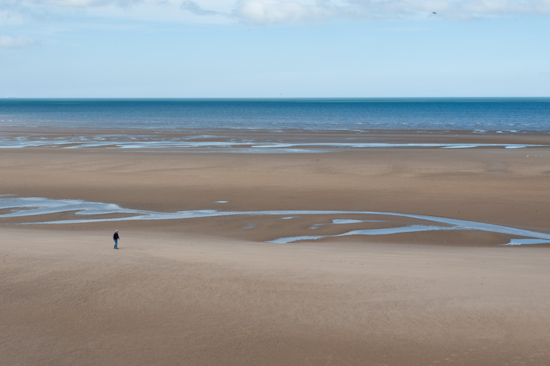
[1,130,550,365]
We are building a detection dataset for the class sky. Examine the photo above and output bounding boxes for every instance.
[1,0,549,98]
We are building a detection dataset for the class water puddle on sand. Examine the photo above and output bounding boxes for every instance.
[0,135,547,152]
[310,219,385,230]
[1,196,550,246]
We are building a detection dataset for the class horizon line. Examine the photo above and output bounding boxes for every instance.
[2,96,550,101]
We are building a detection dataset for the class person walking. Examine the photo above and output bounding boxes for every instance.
[113,230,120,249]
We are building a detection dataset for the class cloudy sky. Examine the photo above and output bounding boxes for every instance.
[1,0,549,98]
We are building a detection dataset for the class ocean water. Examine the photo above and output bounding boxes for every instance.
[1,98,549,132]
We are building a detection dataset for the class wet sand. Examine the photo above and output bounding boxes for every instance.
[1,130,550,365]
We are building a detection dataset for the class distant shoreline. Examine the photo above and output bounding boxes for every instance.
[1,128,550,152]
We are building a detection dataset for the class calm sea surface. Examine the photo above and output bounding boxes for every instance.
[0,98,549,132]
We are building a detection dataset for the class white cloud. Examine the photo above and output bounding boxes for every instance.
[235,0,331,24]
[0,35,38,48]
[181,0,221,16]
[1,0,549,25]
[233,0,550,24]
[45,0,140,7]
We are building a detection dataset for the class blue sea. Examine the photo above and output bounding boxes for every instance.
[1,98,549,132]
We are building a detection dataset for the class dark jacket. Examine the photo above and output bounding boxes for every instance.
[113,232,120,240]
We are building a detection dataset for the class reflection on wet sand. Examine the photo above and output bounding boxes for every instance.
[2,195,550,246]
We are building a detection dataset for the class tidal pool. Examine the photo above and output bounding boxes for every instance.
[1,196,549,246]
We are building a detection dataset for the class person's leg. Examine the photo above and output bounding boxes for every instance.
[114,239,118,249]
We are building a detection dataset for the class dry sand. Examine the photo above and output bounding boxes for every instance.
[1,130,550,365]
